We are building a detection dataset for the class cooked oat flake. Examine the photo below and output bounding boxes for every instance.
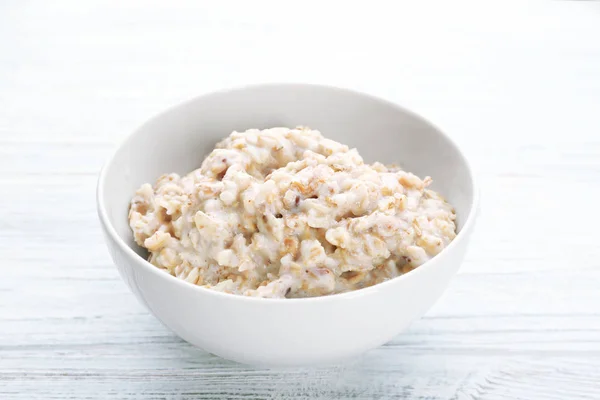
[129,127,456,298]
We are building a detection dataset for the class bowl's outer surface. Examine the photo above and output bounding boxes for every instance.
[97,83,478,366]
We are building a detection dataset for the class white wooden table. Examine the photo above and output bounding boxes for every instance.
[2,1,600,398]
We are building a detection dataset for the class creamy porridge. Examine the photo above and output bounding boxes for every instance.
[129,127,457,298]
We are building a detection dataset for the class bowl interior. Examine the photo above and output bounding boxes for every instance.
[100,84,474,257]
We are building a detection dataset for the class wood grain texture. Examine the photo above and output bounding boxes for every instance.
[1,1,600,398]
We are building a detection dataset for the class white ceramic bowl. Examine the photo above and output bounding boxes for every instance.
[97,84,478,366]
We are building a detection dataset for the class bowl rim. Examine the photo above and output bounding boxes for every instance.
[97,82,479,303]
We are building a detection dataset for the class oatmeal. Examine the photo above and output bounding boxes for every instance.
[129,127,457,298]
